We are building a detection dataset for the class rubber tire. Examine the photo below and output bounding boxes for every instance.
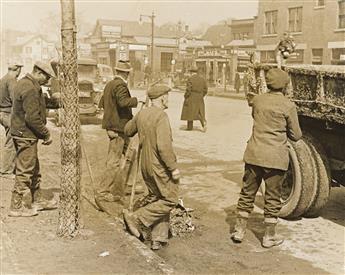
[303,135,331,218]
[259,139,317,219]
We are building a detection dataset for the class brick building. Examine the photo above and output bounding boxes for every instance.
[254,0,345,64]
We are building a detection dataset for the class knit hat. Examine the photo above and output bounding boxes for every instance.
[266,68,289,90]
[148,84,171,99]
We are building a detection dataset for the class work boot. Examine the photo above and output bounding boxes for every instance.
[151,241,168,251]
[231,217,248,243]
[8,192,38,217]
[123,209,142,239]
[32,188,58,211]
[262,223,284,248]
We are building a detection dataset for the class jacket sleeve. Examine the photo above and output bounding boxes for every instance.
[124,114,138,137]
[8,78,17,102]
[286,104,302,141]
[22,88,50,139]
[156,113,177,172]
[115,83,138,108]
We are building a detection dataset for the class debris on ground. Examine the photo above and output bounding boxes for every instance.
[98,251,110,257]
[133,196,196,238]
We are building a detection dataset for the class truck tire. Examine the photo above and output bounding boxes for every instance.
[303,135,331,218]
[278,139,317,218]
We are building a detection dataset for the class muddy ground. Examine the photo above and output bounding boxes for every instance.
[1,91,344,274]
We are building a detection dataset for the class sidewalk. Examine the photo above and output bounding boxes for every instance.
[0,123,172,275]
[173,85,247,101]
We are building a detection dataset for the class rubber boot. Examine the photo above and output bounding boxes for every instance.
[8,192,38,217]
[231,217,247,243]
[32,188,57,211]
[262,223,284,248]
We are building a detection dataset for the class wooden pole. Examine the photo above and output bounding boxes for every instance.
[57,0,81,238]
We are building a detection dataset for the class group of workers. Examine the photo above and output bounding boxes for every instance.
[0,57,301,251]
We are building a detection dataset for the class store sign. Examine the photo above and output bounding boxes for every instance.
[129,44,147,51]
[102,25,121,38]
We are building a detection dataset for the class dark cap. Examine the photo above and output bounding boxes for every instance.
[266,68,289,90]
[148,84,171,99]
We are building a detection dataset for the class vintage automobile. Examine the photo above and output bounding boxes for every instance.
[51,58,101,125]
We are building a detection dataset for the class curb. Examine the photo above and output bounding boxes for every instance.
[110,218,174,275]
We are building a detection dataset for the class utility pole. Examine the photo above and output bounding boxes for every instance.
[57,0,81,238]
[140,11,155,78]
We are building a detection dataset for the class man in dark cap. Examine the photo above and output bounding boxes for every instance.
[0,62,23,177]
[9,61,57,217]
[123,84,180,251]
[231,68,302,248]
[180,66,208,132]
[96,60,143,204]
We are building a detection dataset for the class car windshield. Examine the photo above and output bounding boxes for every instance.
[78,64,97,79]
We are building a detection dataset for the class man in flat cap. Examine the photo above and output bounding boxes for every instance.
[0,62,23,177]
[9,61,57,217]
[123,84,180,251]
[97,60,143,204]
[231,68,302,248]
[180,66,208,132]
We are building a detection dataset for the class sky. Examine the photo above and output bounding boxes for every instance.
[1,0,259,33]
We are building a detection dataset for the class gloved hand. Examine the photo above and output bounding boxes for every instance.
[42,135,53,145]
[172,169,180,183]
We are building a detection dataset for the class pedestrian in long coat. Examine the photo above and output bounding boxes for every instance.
[0,62,22,177]
[180,67,207,132]
[123,84,180,251]
[231,68,302,248]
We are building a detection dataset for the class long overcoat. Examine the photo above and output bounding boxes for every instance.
[180,74,207,121]
[124,106,178,203]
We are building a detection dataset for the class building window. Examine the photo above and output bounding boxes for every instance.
[339,0,345,29]
[25,47,32,54]
[289,7,303,32]
[99,57,108,65]
[260,51,276,63]
[332,48,345,61]
[312,48,323,64]
[316,0,325,6]
[265,10,278,34]
[287,50,304,64]
[160,52,173,72]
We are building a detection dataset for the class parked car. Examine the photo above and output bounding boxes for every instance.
[50,58,101,126]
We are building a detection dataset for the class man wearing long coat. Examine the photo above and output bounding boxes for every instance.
[123,84,180,251]
[180,67,207,132]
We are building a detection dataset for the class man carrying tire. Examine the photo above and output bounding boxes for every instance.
[231,68,302,248]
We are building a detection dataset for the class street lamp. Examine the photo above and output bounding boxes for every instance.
[139,11,155,76]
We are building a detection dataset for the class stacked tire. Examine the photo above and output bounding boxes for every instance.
[278,135,331,219]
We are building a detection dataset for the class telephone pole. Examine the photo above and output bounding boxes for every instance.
[57,0,81,238]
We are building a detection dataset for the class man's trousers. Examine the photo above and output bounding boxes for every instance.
[237,163,286,223]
